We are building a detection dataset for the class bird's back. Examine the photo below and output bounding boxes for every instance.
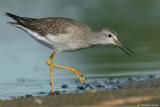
[6,13,91,36]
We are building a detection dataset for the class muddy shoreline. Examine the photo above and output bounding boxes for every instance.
[0,76,160,107]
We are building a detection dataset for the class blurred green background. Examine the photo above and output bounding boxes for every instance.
[0,0,160,99]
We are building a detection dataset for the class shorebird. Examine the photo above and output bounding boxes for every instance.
[6,12,134,95]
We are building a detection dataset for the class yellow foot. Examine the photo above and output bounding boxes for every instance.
[50,92,54,96]
[54,64,87,84]
[75,70,87,84]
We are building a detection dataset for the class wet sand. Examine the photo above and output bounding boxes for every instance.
[0,77,160,107]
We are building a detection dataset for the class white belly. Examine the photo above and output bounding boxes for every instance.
[46,34,83,52]
[15,25,54,49]
[15,25,89,52]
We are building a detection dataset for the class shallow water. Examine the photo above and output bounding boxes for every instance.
[0,0,160,99]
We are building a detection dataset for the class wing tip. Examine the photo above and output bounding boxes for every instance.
[5,12,18,19]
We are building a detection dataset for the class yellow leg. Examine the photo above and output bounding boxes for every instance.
[47,52,56,95]
[54,64,87,84]
[47,52,87,95]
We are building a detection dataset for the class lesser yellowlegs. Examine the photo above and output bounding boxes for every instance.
[6,12,134,95]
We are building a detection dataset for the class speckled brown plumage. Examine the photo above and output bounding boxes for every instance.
[6,12,90,36]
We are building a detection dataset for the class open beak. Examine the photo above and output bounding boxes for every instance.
[114,39,135,56]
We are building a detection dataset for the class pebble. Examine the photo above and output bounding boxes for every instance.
[85,83,94,89]
[95,84,105,88]
[37,92,46,95]
[54,91,60,95]
[148,75,155,79]
[25,94,33,98]
[61,84,68,89]
[34,98,42,104]
[77,86,85,90]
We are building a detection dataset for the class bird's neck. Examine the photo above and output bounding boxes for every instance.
[86,32,102,45]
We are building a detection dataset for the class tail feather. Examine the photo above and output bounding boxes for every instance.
[5,12,36,25]
[5,12,23,23]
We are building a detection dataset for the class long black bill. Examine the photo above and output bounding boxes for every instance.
[114,39,135,56]
[119,45,135,56]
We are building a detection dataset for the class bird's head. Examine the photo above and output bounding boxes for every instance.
[98,28,135,56]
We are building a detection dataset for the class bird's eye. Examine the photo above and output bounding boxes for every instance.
[107,34,112,37]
